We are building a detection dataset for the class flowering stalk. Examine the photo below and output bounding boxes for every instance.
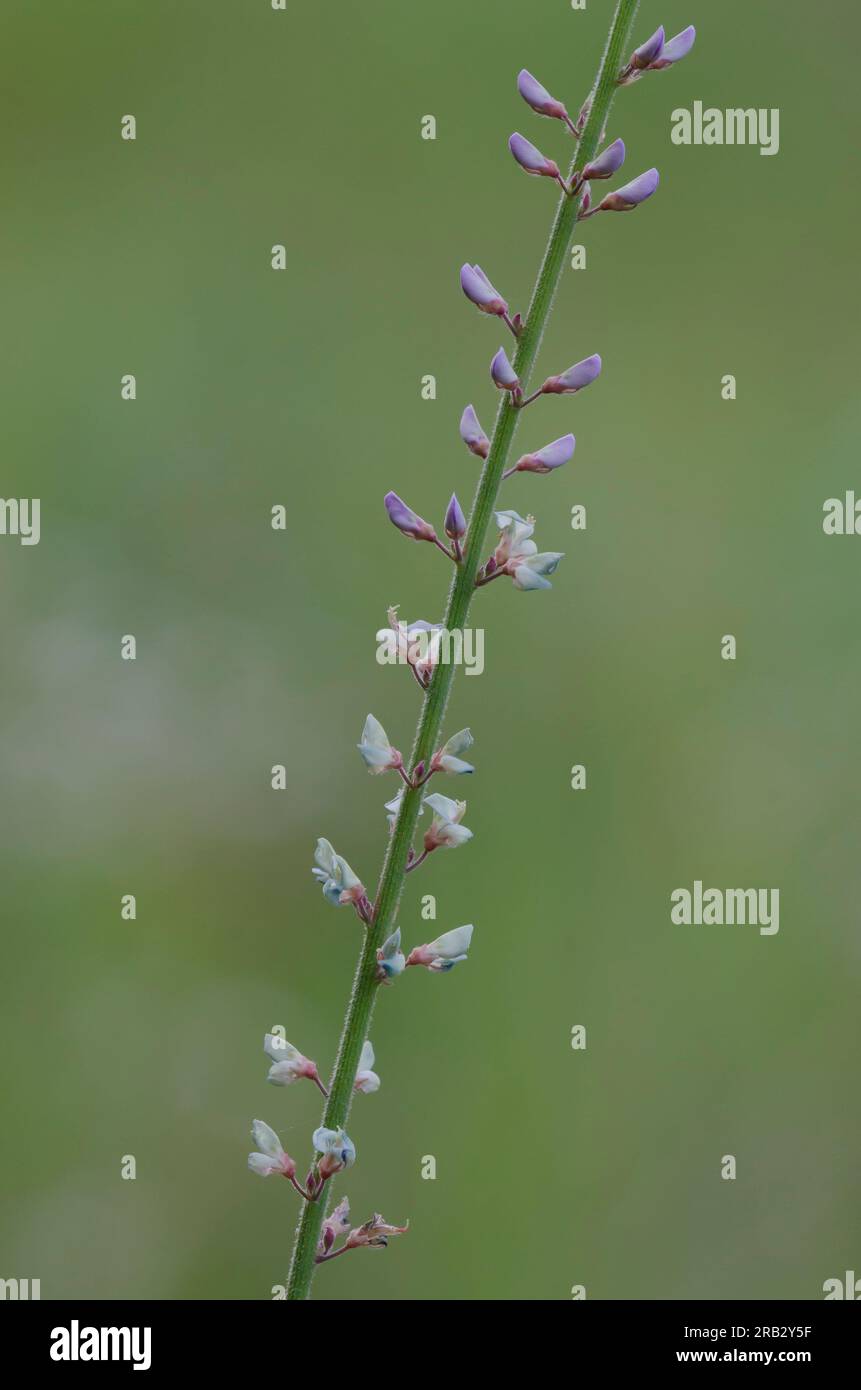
[260,0,695,1300]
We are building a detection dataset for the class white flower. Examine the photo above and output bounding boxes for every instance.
[423,793,473,851]
[354,1039,381,1094]
[248,1119,296,1178]
[357,714,401,775]
[263,1034,322,1089]
[407,924,474,972]
[377,927,406,979]
[313,1126,356,1178]
[312,837,365,907]
[378,606,444,686]
[431,728,474,776]
[493,509,563,592]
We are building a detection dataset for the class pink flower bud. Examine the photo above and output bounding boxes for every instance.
[444,493,467,541]
[582,138,626,181]
[517,69,568,121]
[508,132,561,181]
[384,490,437,542]
[540,353,602,396]
[490,346,520,393]
[631,26,665,69]
[648,26,695,70]
[597,168,659,212]
[514,434,575,475]
[460,263,508,317]
[460,404,489,459]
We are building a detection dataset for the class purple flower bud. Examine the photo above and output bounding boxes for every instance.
[444,493,467,540]
[631,26,665,69]
[597,168,659,212]
[459,404,489,459]
[490,346,520,393]
[384,491,437,542]
[540,353,602,396]
[582,138,626,181]
[508,132,560,181]
[649,26,696,70]
[517,69,568,121]
[579,182,592,216]
[460,263,508,318]
[515,434,576,475]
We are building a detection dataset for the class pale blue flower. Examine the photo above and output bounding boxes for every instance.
[377,927,406,978]
[431,728,475,775]
[407,924,474,972]
[312,837,365,906]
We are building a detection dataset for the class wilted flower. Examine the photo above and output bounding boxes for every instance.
[423,793,473,851]
[493,509,564,592]
[344,1213,409,1249]
[376,927,406,979]
[595,167,659,212]
[384,491,437,542]
[357,714,401,775]
[263,1034,324,1091]
[319,1196,351,1257]
[312,837,366,907]
[582,138,626,180]
[460,263,508,317]
[444,493,467,541]
[378,606,445,687]
[517,69,568,121]
[313,1126,356,1179]
[460,403,489,458]
[509,131,561,181]
[649,26,695,70]
[248,1119,296,1179]
[430,728,474,775]
[406,924,474,972]
[354,1040,380,1093]
[490,345,520,393]
[539,353,602,395]
[513,433,575,475]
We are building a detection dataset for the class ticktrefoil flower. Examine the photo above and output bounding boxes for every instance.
[312,837,366,907]
[248,1120,296,1179]
[513,434,575,475]
[263,1034,324,1091]
[490,345,520,393]
[406,924,474,972]
[582,138,626,180]
[430,728,475,775]
[313,1126,356,1179]
[384,491,437,542]
[423,793,473,850]
[493,510,564,591]
[460,263,509,318]
[357,714,401,775]
[538,354,602,396]
[460,403,490,458]
[354,1039,381,1094]
[509,131,561,181]
[376,927,406,979]
[517,69,569,122]
[595,168,659,212]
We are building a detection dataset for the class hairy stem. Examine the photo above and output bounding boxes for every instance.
[285,0,640,1300]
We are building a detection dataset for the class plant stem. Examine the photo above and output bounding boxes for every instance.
[285,0,640,1300]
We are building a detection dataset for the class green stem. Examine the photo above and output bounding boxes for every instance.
[285,0,640,1300]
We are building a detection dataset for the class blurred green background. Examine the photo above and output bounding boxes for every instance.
[1,0,859,1301]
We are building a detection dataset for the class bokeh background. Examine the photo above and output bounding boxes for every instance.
[1,0,859,1301]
